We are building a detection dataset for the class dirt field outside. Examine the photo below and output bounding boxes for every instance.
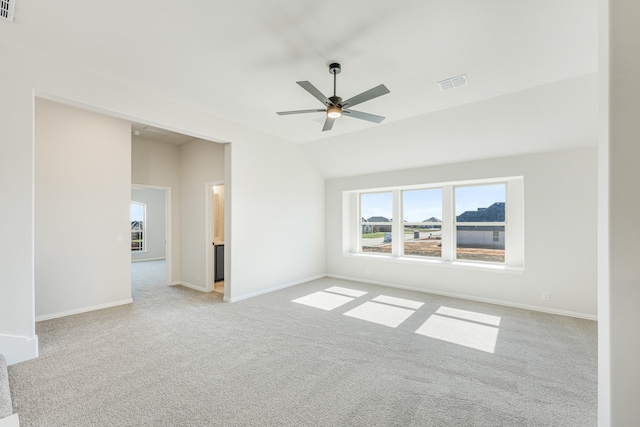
[363,237,505,263]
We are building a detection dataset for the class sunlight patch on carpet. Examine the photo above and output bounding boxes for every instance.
[435,306,501,326]
[323,286,368,297]
[344,301,415,328]
[292,291,354,311]
[372,295,424,309]
[416,307,501,353]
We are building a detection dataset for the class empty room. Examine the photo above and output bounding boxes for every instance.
[0,1,638,426]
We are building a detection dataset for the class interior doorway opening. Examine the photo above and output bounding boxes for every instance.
[206,182,225,295]
[131,185,172,291]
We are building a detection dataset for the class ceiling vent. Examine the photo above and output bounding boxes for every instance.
[438,75,468,91]
[0,0,15,22]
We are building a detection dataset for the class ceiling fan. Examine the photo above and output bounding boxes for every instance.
[277,63,390,132]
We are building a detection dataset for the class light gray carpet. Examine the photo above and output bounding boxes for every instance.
[8,261,597,426]
[0,354,12,418]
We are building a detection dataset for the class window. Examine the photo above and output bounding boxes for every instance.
[131,202,145,252]
[360,192,393,254]
[402,188,442,259]
[344,177,523,269]
[455,184,506,263]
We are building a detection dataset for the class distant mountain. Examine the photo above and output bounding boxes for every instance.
[456,202,505,222]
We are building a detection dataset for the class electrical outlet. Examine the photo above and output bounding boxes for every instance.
[542,292,550,301]
[196,274,200,283]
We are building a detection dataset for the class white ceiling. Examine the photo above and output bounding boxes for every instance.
[1,0,597,147]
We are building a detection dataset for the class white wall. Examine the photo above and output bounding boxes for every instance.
[179,139,225,290]
[131,188,166,262]
[326,148,598,317]
[131,137,180,281]
[602,0,640,424]
[34,99,132,319]
[227,138,326,301]
[302,74,598,180]
[0,41,326,364]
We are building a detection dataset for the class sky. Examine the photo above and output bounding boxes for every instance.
[131,202,144,222]
[455,184,505,216]
[361,184,505,222]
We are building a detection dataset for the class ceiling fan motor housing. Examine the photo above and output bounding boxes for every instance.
[329,63,341,75]
[328,95,343,106]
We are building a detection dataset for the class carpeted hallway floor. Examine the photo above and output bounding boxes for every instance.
[8,261,597,426]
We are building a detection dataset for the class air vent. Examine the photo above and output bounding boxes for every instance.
[0,0,15,22]
[438,74,468,91]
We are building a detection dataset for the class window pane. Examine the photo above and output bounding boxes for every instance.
[456,225,505,263]
[404,225,442,258]
[361,227,392,254]
[131,202,145,252]
[361,192,392,254]
[131,231,144,251]
[403,188,442,223]
[131,202,144,221]
[361,192,392,223]
[455,184,505,222]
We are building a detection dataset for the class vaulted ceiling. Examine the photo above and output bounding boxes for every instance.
[1,0,597,150]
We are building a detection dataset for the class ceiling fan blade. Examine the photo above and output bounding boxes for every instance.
[277,109,326,115]
[342,109,386,123]
[340,84,390,109]
[322,117,335,132]
[297,81,332,106]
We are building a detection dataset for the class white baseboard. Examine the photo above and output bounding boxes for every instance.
[172,281,208,292]
[35,299,133,322]
[0,334,38,366]
[131,257,166,263]
[0,413,19,427]
[226,274,326,303]
[326,274,598,321]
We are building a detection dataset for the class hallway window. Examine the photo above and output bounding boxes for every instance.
[131,202,146,252]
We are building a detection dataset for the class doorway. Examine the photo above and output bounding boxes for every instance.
[131,185,172,291]
[206,182,225,294]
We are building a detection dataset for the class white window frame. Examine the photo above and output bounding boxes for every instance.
[344,177,524,271]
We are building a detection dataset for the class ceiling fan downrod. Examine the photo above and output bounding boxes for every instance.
[328,63,343,114]
[329,62,341,97]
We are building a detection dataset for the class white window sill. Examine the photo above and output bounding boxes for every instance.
[342,252,524,275]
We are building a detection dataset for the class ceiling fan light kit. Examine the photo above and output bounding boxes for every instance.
[327,105,342,119]
[277,63,390,132]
